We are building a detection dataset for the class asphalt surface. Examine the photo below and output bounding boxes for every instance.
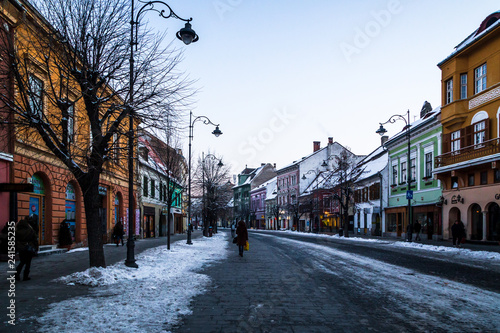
[2,230,499,333]
[174,230,500,333]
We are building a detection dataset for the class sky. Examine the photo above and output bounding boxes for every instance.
[150,0,500,177]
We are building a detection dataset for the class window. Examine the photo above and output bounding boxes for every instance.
[401,161,407,183]
[495,169,500,183]
[68,104,74,143]
[460,74,467,99]
[392,165,397,185]
[151,179,155,198]
[410,158,416,182]
[159,182,163,201]
[113,133,119,162]
[451,130,461,153]
[446,78,453,104]
[451,176,458,189]
[480,171,487,185]
[28,75,43,117]
[143,176,148,197]
[425,153,432,178]
[475,63,487,94]
[468,174,475,187]
[473,121,486,147]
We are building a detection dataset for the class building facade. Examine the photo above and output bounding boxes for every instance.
[435,11,500,242]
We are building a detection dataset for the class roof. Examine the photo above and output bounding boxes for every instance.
[355,146,388,181]
[438,11,500,66]
[384,106,441,147]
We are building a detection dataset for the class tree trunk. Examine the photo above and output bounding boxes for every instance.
[81,174,106,267]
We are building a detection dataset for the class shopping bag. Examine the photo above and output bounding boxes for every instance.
[244,241,249,251]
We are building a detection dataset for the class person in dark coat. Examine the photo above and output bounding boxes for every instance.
[113,221,125,246]
[59,220,73,249]
[15,218,38,281]
[414,220,422,241]
[451,220,462,247]
[236,221,248,257]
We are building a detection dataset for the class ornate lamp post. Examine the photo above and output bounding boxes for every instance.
[126,1,199,268]
[302,169,322,233]
[376,110,412,241]
[187,112,222,244]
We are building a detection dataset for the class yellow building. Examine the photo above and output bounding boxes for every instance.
[435,11,500,242]
[0,0,134,248]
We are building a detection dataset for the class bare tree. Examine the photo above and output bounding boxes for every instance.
[193,153,231,237]
[330,148,365,238]
[0,0,193,267]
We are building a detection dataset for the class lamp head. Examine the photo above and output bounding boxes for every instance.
[321,160,328,168]
[217,160,224,167]
[176,22,199,45]
[212,126,222,137]
[376,124,387,136]
[302,174,306,180]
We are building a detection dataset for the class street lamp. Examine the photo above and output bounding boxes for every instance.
[187,112,222,244]
[126,1,198,268]
[302,169,322,233]
[376,110,412,241]
[202,152,223,235]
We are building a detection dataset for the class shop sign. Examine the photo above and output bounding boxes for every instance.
[98,185,107,196]
[32,174,45,194]
[66,183,76,200]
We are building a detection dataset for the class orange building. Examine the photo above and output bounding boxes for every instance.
[435,11,500,242]
[0,0,135,248]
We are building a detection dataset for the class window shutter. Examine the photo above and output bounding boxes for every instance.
[485,118,490,141]
[442,132,450,154]
[464,125,473,148]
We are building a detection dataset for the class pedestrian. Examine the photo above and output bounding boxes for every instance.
[414,220,422,241]
[15,218,38,281]
[58,219,73,250]
[236,220,248,257]
[458,220,466,247]
[113,221,125,246]
[407,222,413,242]
[451,220,462,247]
[231,222,236,239]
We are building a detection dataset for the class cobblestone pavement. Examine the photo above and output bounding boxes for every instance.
[174,230,500,333]
[0,231,203,333]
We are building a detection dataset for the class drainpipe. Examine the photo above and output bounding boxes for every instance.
[378,171,383,237]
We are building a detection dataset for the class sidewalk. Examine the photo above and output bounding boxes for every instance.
[1,231,204,331]
[253,229,500,253]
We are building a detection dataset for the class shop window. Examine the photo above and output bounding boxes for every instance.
[386,213,397,232]
[480,171,487,185]
[468,174,475,187]
[495,169,500,183]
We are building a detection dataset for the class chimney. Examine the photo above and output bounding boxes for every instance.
[261,163,265,166]
[328,137,333,144]
[381,135,389,146]
[313,141,320,152]
[273,163,276,169]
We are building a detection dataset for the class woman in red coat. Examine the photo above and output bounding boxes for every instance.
[236,221,248,257]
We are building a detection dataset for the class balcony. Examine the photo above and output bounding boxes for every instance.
[435,138,500,168]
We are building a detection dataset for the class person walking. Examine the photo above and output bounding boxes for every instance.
[451,220,462,247]
[236,221,248,257]
[231,222,236,239]
[113,221,125,246]
[59,219,73,250]
[414,220,422,241]
[406,222,413,242]
[15,218,38,281]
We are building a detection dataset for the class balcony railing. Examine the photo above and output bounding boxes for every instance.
[435,138,500,168]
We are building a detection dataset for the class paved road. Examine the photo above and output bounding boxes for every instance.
[174,231,500,333]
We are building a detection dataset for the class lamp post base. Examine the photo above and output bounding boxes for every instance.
[186,229,193,245]
[125,238,138,268]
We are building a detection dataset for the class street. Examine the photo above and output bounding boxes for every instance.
[175,231,500,333]
[2,230,500,332]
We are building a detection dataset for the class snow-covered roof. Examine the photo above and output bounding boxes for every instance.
[439,11,500,66]
[355,146,388,181]
[385,106,441,147]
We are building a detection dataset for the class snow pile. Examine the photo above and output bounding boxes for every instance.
[37,233,229,332]
[66,247,89,253]
[392,241,500,260]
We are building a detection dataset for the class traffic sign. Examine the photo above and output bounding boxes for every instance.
[406,190,413,200]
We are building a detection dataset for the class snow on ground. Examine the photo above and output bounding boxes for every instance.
[66,247,89,253]
[253,229,500,261]
[275,236,500,332]
[37,233,229,333]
